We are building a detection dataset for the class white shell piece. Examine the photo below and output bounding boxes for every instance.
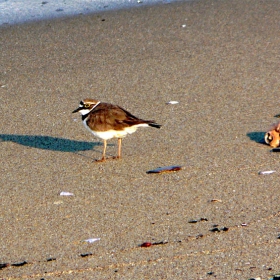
[258,170,276,175]
[166,101,179,104]
[84,238,100,243]
[60,191,74,196]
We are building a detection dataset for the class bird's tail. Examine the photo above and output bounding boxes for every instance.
[148,122,162,129]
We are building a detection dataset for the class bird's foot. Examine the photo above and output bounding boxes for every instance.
[95,157,106,163]
[112,156,121,160]
[94,156,120,163]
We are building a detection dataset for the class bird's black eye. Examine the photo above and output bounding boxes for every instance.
[84,104,90,108]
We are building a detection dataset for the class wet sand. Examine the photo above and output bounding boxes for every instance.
[1,0,280,279]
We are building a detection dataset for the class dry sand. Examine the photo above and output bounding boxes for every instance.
[1,0,280,279]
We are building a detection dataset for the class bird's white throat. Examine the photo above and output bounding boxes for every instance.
[79,108,91,115]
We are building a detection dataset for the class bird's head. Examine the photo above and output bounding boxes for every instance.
[72,99,100,115]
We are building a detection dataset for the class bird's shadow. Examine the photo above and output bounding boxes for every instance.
[247,131,266,145]
[2,132,267,152]
[0,134,105,152]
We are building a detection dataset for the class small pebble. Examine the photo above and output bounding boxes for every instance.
[152,241,168,246]
[53,200,63,205]
[221,227,229,231]
[189,218,208,223]
[11,261,28,267]
[80,252,93,257]
[210,226,229,232]
[141,242,152,247]
[0,263,9,269]
[210,199,222,203]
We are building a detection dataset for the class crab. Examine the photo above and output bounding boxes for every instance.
[265,122,280,148]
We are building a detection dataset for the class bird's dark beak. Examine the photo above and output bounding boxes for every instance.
[72,107,80,113]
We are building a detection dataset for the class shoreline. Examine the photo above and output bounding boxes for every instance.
[0,0,188,26]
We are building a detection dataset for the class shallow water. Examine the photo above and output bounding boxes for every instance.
[0,0,177,25]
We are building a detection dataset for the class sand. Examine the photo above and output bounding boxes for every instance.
[1,0,280,279]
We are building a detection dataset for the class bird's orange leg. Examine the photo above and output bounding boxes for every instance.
[117,138,122,159]
[102,139,107,160]
[96,139,107,162]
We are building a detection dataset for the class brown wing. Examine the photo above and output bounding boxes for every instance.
[87,103,143,131]
[114,106,161,128]
[87,103,159,131]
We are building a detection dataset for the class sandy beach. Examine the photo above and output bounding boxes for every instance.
[1,0,280,279]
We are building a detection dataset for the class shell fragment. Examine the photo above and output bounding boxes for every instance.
[166,101,179,105]
[258,170,276,175]
[60,191,74,196]
[84,238,100,243]
[147,165,182,174]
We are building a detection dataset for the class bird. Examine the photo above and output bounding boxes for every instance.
[72,98,161,161]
